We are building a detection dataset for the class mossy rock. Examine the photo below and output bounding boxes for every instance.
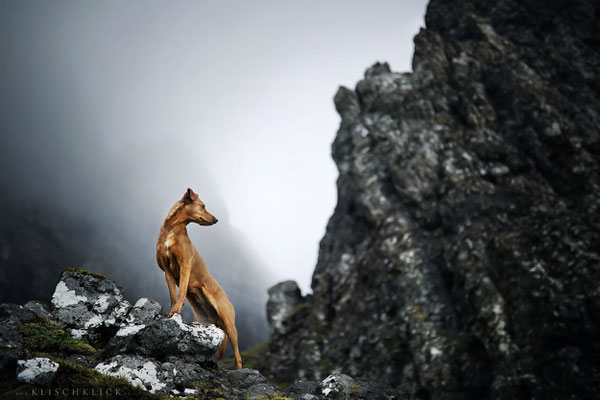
[21,320,98,356]
[190,376,230,399]
[61,267,107,281]
[0,357,178,400]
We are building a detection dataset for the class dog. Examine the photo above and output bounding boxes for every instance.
[156,188,242,369]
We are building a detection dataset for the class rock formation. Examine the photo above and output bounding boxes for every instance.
[1,269,402,399]
[258,0,600,399]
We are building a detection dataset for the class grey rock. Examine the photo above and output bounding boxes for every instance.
[125,297,162,325]
[0,304,35,376]
[103,299,132,328]
[244,382,279,398]
[50,269,125,333]
[95,354,216,395]
[16,357,59,387]
[258,0,600,398]
[319,373,356,399]
[225,367,268,388]
[104,313,224,361]
[266,280,305,335]
[94,355,280,399]
[95,354,176,394]
[23,300,53,320]
[167,358,214,386]
[285,379,319,399]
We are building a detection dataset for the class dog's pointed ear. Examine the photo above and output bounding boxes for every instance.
[183,188,195,204]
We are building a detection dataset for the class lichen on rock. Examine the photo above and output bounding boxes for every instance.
[16,357,59,387]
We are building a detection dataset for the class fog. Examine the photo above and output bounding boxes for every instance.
[0,0,427,334]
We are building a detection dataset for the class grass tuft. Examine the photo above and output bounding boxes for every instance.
[219,342,268,370]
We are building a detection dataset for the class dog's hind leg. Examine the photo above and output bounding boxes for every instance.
[200,288,243,369]
[223,317,242,369]
[187,289,217,325]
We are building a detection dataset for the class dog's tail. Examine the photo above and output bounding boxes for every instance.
[219,333,228,359]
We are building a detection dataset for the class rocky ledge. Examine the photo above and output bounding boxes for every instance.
[0,268,404,399]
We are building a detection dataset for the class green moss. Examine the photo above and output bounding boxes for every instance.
[61,267,106,281]
[21,320,98,356]
[191,377,229,399]
[220,342,268,370]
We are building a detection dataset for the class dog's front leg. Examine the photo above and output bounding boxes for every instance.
[164,270,178,316]
[167,260,191,317]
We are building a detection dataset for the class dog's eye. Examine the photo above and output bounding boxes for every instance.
[202,205,206,209]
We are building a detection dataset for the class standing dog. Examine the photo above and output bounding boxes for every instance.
[156,188,242,369]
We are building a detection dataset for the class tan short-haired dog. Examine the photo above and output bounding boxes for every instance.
[156,188,242,369]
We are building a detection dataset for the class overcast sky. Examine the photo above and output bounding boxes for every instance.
[0,0,428,294]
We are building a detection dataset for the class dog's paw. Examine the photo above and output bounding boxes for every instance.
[166,309,182,318]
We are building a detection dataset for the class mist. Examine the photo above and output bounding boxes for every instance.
[0,1,427,349]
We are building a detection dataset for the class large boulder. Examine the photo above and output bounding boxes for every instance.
[50,268,129,335]
[103,313,224,361]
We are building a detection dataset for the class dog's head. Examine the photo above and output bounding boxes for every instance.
[181,188,218,226]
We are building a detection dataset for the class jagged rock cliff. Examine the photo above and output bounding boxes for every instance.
[258,0,600,399]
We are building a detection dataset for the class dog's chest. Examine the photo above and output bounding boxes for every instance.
[164,232,175,259]
[162,233,181,276]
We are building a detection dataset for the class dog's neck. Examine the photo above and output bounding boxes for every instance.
[161,220,188,236]
[160,201,191,236]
